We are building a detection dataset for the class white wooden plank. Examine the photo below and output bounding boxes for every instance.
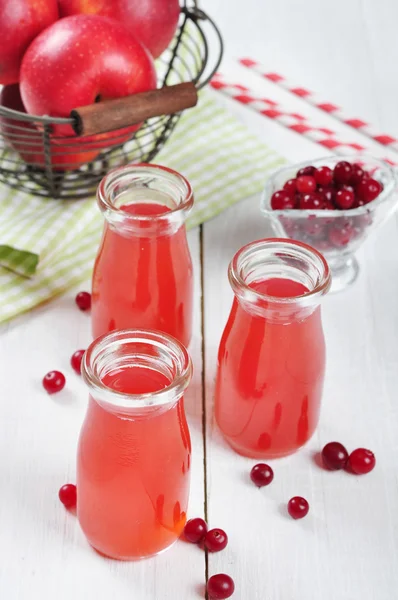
[203,191,398,599]
[0,229,206,600]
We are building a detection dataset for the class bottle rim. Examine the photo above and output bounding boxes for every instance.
[229,238,331,309]
[82,328,192,410]
[96,163,193,224]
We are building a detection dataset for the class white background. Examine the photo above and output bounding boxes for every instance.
[1,1,398,598]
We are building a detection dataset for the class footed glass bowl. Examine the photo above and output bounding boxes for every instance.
[261,155,398,292]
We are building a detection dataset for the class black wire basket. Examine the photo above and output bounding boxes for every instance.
[0,0,223,199]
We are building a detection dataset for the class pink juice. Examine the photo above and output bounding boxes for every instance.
[77,364,191,560]
[92,201,193,346]
[215,277,326,458]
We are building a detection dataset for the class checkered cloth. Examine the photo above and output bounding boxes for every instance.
[0,92,284,323]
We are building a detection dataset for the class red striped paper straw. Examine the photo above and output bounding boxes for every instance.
[239,57,398,155]
[210,76,397,166]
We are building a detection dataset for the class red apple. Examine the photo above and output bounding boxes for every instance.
[20,15,157,143]
[0,84,99,170]
[58,0,180,58]
[0,0,59,84]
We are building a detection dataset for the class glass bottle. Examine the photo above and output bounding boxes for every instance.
[215,238,331,459]
[92,164,194,347]
[77,329,192,560]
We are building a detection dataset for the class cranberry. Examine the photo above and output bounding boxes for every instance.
[322,441,349,470]
[356,178,382,203]
[350,163,365,185]
[271,190,296,210]
[317,239,332,251]
[75,291,91,311]
[207,574,235,599]
[297,165,316,176]
[42,370,66,394]
[314,166,333,186]
[338,184,355,194]
[71,349,85,375]
[348,448,376,474]
[299,192,325,210]
[283,178,297,197]
[333,161,353,184]
[318,186,335,204]
[335,189,355,210]
[303,219,325,240]
[328,223,354,247]
[59,484,77,509]
[250,463,274,487]
[288,496,309,519]
[281,215,300,236]
[296,175,317,194]
[352,213,373,229]
[204,528,228,552]
[184,518,208,543]
[323,199,336,210]
[353,198,366,208]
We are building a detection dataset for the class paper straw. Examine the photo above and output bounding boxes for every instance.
[210,76,397,166]
[239,57,398,155]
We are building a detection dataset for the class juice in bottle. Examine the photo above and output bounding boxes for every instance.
[77,329,192,560]
[92,164,194,347]
[215,239,331,458]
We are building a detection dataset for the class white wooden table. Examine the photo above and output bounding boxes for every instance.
[1,1,398,598]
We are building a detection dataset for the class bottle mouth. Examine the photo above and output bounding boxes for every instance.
[97,163,193,226]
[82,329,192,412]
[229,238,331,316]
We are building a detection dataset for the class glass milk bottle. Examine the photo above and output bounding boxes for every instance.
[77,329,193,560]
[215,238,331,459]
[92,164,194,347]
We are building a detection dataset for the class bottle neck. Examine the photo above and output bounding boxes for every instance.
[229,238,331,323]
[97,163,193,237]
[82,329,192,418]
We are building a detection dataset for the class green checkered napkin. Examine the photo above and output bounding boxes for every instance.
[0,92,284,324]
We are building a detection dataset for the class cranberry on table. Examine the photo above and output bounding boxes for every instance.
[322,441,349,470]
[328,223,354,247]
[356,178,382,203]
[296,175,317,194]
[42,370,66,394]
[204,528,228,552]
[299,192,325,210]
[183,517,208,543]
[271,190,296,210]
[314,165,333,186]
[349,448,376,474]
[333,161,353,184]
[297,165,316,176]
[59,484,77,509]
[207,574,235,599]
[288,496,309,519]
[335,189,355,210]
[75,291,91,311]
[250,463,274,487]
[283,178,297,196]
[71,349,85,375]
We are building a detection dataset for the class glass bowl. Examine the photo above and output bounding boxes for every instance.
[261,155,398,292]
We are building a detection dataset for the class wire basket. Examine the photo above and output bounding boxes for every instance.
[0,0,223,199]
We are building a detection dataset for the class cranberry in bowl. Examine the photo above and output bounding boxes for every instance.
[262,155,397,292]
